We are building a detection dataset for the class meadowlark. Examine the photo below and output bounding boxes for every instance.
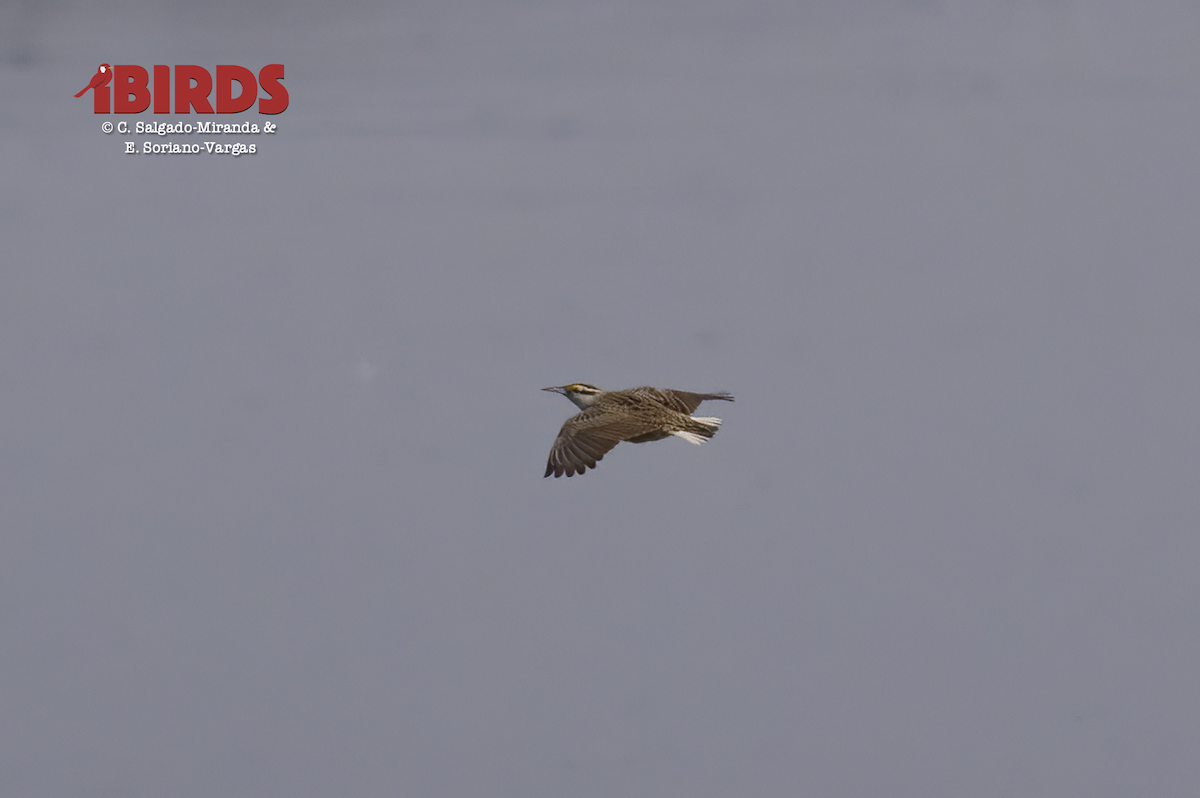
[542,383,734,477]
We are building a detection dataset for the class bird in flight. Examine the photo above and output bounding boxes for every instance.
[542,383,734,477]
[74,63,113,97]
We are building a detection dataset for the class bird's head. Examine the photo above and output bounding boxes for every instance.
[99,63,111,74]
[542,383,603,410]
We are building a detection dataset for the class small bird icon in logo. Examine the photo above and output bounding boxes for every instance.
[74,63,113,98]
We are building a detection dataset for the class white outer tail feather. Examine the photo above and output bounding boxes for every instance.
[672,415,722,445]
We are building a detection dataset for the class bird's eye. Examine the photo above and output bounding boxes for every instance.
[100,65,107,72]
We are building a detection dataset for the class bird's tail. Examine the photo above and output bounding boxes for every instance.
[74,88,88,98]
[671,415,722,445]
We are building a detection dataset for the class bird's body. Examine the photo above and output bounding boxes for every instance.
[542,383,734,477]
[74,63,113,98]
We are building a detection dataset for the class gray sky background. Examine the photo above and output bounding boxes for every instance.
[3,1,1199,796]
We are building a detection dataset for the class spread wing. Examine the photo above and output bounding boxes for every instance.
[544,409,663,478]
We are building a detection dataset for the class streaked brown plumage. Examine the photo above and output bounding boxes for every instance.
[542,383,734,478]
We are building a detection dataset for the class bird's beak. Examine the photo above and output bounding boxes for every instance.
[542,386,565,395]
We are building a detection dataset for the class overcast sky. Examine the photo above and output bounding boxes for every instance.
[3,1,1199,796]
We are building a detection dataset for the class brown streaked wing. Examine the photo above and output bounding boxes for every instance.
[544,410,662,478]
